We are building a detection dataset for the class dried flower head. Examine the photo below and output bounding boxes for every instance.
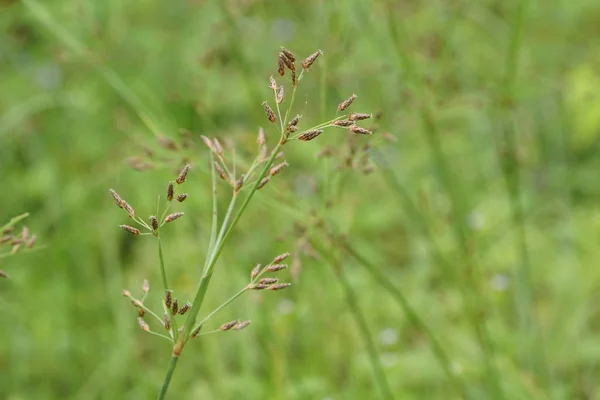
[191,325,202,338]
[279,52,295,71]
[269,162,288,177]
[178,302,191,315]
[272,253,290,264]
[257,127,266,146]
[257,177,270,190]
[265,263,288,272]
[164,313,171,331]
[268,283,292,291]
[232,320,251,330]
[167,182,174,201]
[122,289,132,297]
[288,114,302,127]
[277,56,285,76]
[25,234,37,249]
[201,135,217,153]
[269,76,277,90]
[0,235,11,244]
[176,164,190,184]
[276,86,284,104]
[213,139,224,157]
[150,215,159,231]
[350,125,372,135]
[302,49,322,70]
[235,176,244,193]
[214,162,228,182]
[338,94,357,111]
[138,317,150,332]
[119,225,140,235]
[123,201,135,218]
[259,277,278,285]
[220,320,240,331]
[142,279,150,294]
[262,101,276,123]
[157,136,178,151]
[280,47,296,62]
[298,129,323,141]
[164,212,184,223]
[249,283,269,290]
[171,299,179,315]
[176,193,188,203]
[332,119,355,127]
[349,113,372,121]
[291,69,297,86]
[165,290,173,309]
[251,264,261,280]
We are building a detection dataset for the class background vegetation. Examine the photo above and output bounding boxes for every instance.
[2,0,600,398]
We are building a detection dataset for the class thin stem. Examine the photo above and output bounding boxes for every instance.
[158,238,178,340]
[204,152,219,270]
[157,355,179,400]
[147,330,174,342]
[191,286,249,332]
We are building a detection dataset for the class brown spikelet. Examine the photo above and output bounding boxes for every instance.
[176,164,190,184]
[250,264,261,280]
[235,176,244,193]
[123,201,135,218]
[11,244,20,255]
[122,289,132,297]
[249,283,269,290]
[269,76,277,90]
[350,125,372,135]
[277,55,285,76]
[119,225,140,235]
[298,129,323,141]
[288,114,302,127]
[150,215,159,231]
[164,212,184,223]
[302,50,322,70]
[127,157,152,171]
[268,283,292,291]
[272,252,290,264]
[165,290,173,309]
[213,138,224,156]
[280,52,295,71]
[338,94,357,111]
[167,182,174,201]
[265,263,288,272]
[171,299,179,315]
[269,162,288,176]
[138,317,150,332]
[25,234,37,249]
[0,235,11,244]
[176,193,188,202]
[178,302,191,315]
[191,325,202,338]
[257,177,270,190]
[232,320,251,330]
[262,101,276,123]
[259,145,268,162]
[214,162,228,182]
[257,127,266,146]
[142,279,150,294]
[349,113,372,121]
[1,270,8,279]
[163,313,171,331]
[280,47,296,62]
[220,320,240,331]
[276,86,284,104]
[291,69,297,86]
[138,308,145,317]
[109,189,124,209]
[332,119,355,127]
[201,135,217,152]
[157,136,178,151]
[259,277,278,285]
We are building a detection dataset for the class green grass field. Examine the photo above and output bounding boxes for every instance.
[2,0,600,399]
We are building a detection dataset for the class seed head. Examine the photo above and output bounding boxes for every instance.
[288,114,302,127]
[142,279,150,294]
[171,299,179,315]
[257,177,270,190]
[164,313,171,331]
[235,176,244,193]
[213,138,224,157]
[276,86,284,104]
[167,182,174,201]
[291,69,297,86]
[157,136,177,151]
[262,101,276,123]
[279,52,295,71]
[251,264,261,280]
[349,113,372,121]
[272,252,290,264]
[176,164,190,184]
[277,56,285,76]
[137,317,150,332]
[201,135,217,152]
[25,234,37,249]
[298,129,323,141]
[268,283,292,291]
[191,325,202,338]
[119,225,140,235]
[150,215,159,231]
[220,320,240,331]
[269,76,277,90]
[0,270,7,279]
[176,193,188,203]
[350,125,372,135]
[302,50,322,70]
[138,308,145,317]
[249,283,269,290]
[0,235,11,244]
[232,320,251,330]
[178,302,191,315]
[122,289,131,297]
[164,290,173,309]
[265,263,288,272]
[280,47,296,62]
[123,201,135,218]
[338,94,357,111]
[259,277,279,285]
[164,212,184,223]
[257,127,266,146]
[214,162,229,182]
[269,162,288,177]
[332,119,355,127]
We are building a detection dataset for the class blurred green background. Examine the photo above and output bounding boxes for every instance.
[2,0,600,399]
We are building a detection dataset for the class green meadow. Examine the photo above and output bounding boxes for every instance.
[2,0,600,398]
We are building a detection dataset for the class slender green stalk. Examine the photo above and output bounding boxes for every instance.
[204,153,219,270]
[157,355,179,400]
[158,238,178,340]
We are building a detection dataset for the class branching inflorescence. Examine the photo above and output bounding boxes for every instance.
[109,48,371,399]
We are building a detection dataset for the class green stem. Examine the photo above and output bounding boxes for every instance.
[157,355,179,400]
[158,238,178,340]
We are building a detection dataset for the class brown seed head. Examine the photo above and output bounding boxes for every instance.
[232,320,251,331]
[350,125,372,135]
[257,177,270,190]
[201,135,217,152]
[213,138,224,156]
[259,277,278,285]
[0,270,8,279]
[214,162,228,182]
[11,244,20,255]
[142,279,150,294]
[176,193,188,203]
[249,283,269,290]
[220,320,240,331]
[171,299,179,315]
[0,235,11,244]
[257,127,266,146]
[167,182,174,201]
[338,94,357,111]
[164,290,173,309]
[109,189,124,208]
[191,325,202,338]
[262,101,276,123]
[279,52,295,71]
[235,175,244,193]
[272,252,290,264]
[25,234,37,249]
[269,162,288,177]
[150,215,159,231]
[288,114,302,127]
[138,308,145,317]
[123,201,135,218]
[298,129,323,141]
[163,313,171,331]
[138,317,150,332]
[122,289,131,297]
[280,47,296,62]
[332,119,355,127]
[302,50,322,70]
[164,212,184,223]
[269,75,278,90]
[21,226,29,240]
[176,164,190,184]
[178,302,191,315]
[119,225,140,235]
[265,263,288,272]
[277,56,285,76]
[157,136,178,151]
[268,283,292,291]
[276,86,284,104]
[349,113,372,121]
[291,69,297,86]
[251,264,261,280]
